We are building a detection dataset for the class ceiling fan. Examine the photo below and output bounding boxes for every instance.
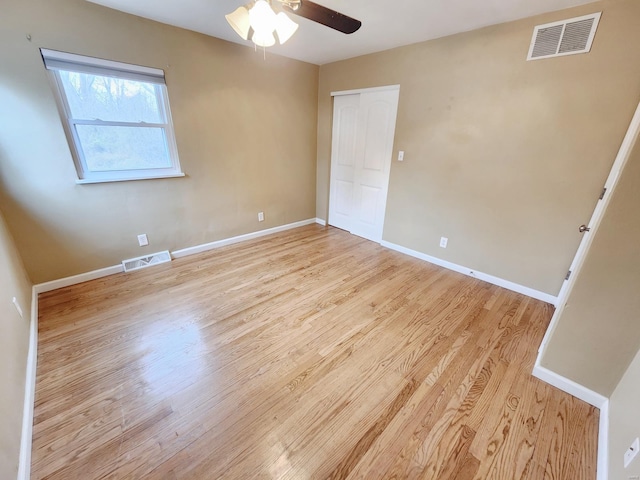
[279,0,362,34]
[226,0,362,48]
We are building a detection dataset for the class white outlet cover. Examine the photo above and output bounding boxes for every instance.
[258,212,265,222]
[440,237,448,248]
[625,437,640,468]
[137,234,149,247]
[398,150,405,161]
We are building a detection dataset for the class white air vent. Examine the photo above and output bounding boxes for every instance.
[527,12,601,61]
[122,250,171,272]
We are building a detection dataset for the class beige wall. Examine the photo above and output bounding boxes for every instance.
[609,347,640,478]
[0,0,318,284]
[316,0,640,296]
[541,132,640,395]
[0,208,32,479]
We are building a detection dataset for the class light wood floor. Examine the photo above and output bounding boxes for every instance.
[32,225,598,479]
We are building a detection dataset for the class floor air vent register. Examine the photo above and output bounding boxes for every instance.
[122,251,172,273]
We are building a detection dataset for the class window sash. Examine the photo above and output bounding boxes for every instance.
[74,124,173,172]
[42,49,183,183]
[70,120,169,128]
[59,78,168,124]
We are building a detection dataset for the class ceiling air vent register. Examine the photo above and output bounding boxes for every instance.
[527,12,601,61]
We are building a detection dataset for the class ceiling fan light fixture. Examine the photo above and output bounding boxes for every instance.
[249,0,278,33]
[225,6,251,40]
[275,11,298,44]
[252,30,277,48]
[226,0,299,49]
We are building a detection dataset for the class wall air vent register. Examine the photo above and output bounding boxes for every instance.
[527,12,601,61]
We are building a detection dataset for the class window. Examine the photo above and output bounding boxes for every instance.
[41,49,183,183]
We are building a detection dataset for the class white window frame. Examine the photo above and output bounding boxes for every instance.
[41,49,184,184]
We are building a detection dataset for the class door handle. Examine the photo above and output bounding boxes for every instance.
[579,224,590,233]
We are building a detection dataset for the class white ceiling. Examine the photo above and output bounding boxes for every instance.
[87,0,598,65]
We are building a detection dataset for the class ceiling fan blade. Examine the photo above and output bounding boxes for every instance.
[284,1,362,35]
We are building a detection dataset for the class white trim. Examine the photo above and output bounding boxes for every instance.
[598,400,609,480]
[17,221,607,479]
[532,363,609,480]
[558,99,640,308]
[72,119,168,128]
[171,218,317,259]
[18,218,318,475]
[532,364,607,408]
[34,265,124,294]
[43,57,182,184]
[33,219,320,293]
[17,287,39,480]
[315,218,327,226]
[537,100,640,358]
[381,240,557,305]
[75,173,185,185]
[331,84,400,97]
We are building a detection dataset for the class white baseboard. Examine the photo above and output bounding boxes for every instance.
[17,223,604,479]
[532,363,609,480]
[597,400,609,480]
[34,265,124,294]
[33,218,320,294]
[17,287,39,480]
[380,240,557,305]
[19,217,320,478]
[171,218,317,259]
[532,364,608,408]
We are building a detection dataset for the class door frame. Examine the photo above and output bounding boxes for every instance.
[328,84,400,242]
[331,85,401,97]
[537,99,640,358]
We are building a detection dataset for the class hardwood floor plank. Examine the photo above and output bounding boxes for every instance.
[31,225,598,480]
[470,392,521,480]
[327,379,421,479]
[344,382,445,480]
[445,452,481,480]
[507,379,551,480]
[429,424,477,479]
[380,345,486,478]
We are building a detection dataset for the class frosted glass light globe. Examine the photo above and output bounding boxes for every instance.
[249,0,277,33]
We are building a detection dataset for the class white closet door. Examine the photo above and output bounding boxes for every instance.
[328,88,400,243]
[328,94,360,232]
[350,89,399,241]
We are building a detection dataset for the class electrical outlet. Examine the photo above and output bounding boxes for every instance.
[258,212,264,222]
[398,150,405,161]
[440,237,448,248]
[625,437,640,468]
[137,234,149,247]
[12,297,23,318]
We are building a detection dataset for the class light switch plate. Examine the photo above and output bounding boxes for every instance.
[625,437,640,468]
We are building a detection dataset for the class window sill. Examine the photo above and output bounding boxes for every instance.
[75,173,186,185]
